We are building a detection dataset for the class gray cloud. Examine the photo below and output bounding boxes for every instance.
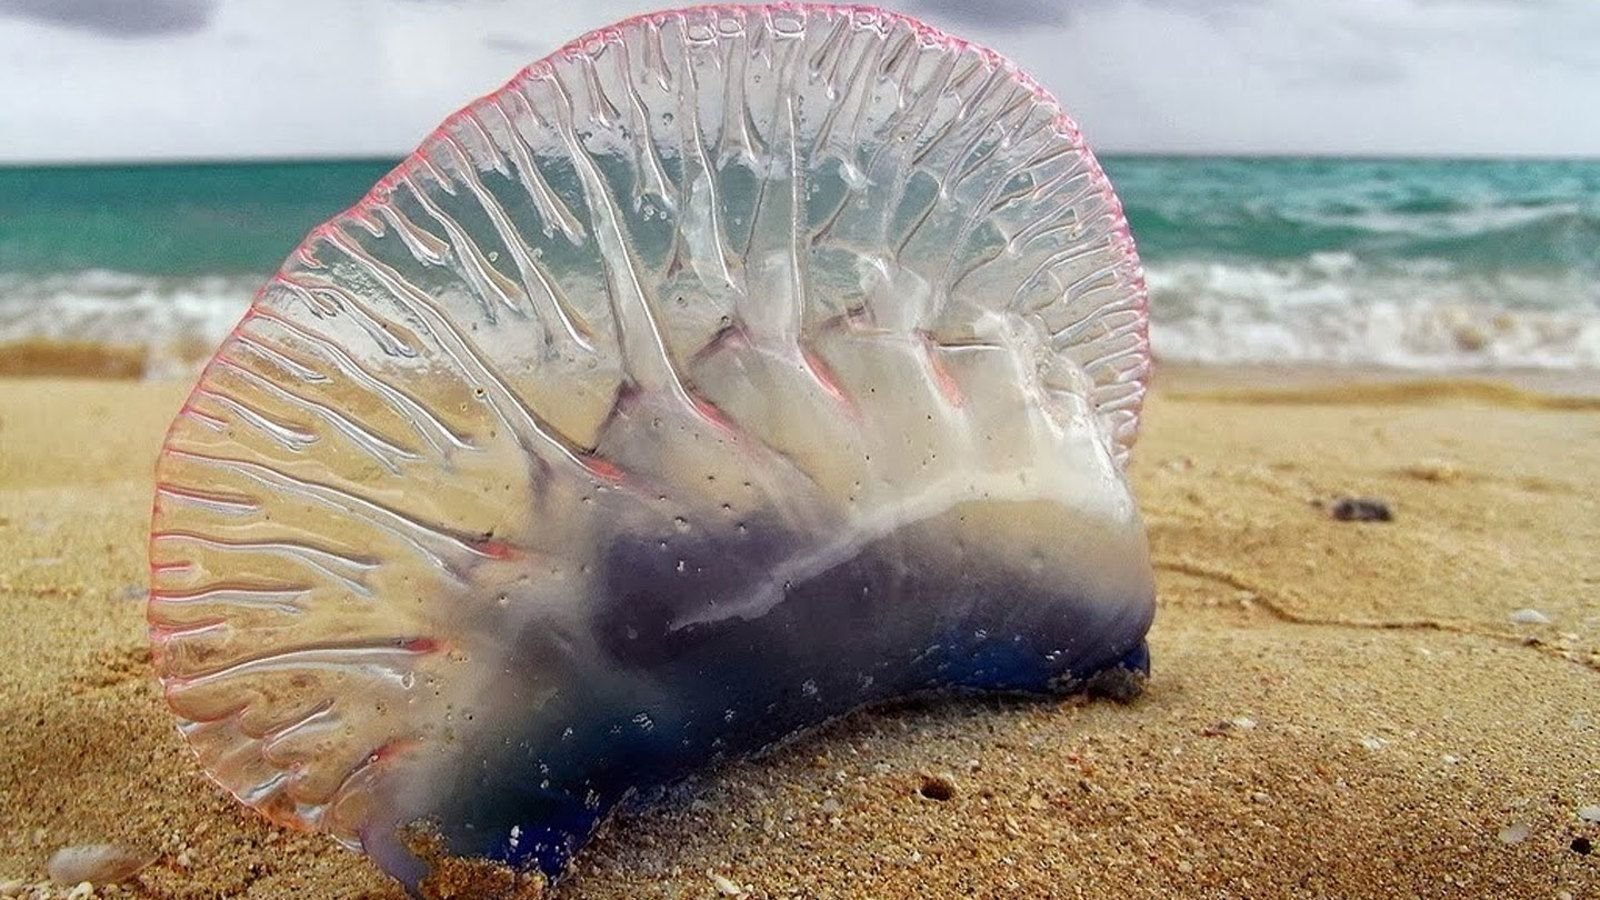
[907,0,1068,29]
[484,35,543,55]
[1286,55,1408,88]
[0,0,215,37]
[905,0,1268,31]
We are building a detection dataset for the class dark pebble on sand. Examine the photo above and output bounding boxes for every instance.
[1573,837,1593,856]
[918,774,956,802]
[1329,497,1393,522]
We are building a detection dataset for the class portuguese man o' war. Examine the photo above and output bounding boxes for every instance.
[147,3,1154,893]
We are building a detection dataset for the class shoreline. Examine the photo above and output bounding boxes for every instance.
[1154,362,1600,400]
[0,368,1596,898]
[8,345,1600,396]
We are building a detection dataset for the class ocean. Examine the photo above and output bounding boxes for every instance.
[1,156,1597,376]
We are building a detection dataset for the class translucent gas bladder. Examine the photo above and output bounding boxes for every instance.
[149,4,1153,891]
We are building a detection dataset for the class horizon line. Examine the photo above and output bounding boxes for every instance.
[3,149,1600,169]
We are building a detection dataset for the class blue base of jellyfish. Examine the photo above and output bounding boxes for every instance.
[361,512,1154,885]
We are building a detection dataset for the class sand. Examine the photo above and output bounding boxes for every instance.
[0,342,152,381]
[0,370,1596,899]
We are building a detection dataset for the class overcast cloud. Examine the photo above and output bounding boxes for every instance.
[907,0,1068,29]
[0,0,1594,162]
[0,0,215,38]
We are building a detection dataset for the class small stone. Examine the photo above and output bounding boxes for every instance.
[67,883,94,900]
[1572,836,1593,856]
[1329,497,1393,522]
[1231,717,1257,730]
[47,845,152,885]
[174,849,193,869]
[1508,608,1552,626]
[708,871,743,896]
[1359,736,1386,752]
[0,880,23,897]
[819,797,841,816]
[1578,804,1600,823]
[1441,755,1461,765]
[1498,822,1531,845]
[1085,664,1146,703]
[1401,460,1461,483]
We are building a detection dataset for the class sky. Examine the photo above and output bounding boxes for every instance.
[0,0,1596,163]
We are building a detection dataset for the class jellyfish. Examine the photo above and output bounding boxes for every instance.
[147,4,1154,894]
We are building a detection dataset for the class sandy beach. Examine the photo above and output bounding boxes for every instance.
[0,368,1596,899]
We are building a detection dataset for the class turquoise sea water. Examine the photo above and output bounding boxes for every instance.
[2,156,1597,371]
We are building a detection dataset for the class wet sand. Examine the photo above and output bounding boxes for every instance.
[0,370,1596,898]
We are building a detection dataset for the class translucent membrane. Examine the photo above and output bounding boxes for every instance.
[148,3,1153,891]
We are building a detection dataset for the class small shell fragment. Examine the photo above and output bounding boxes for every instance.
[46,844,152,885]
[1498,822,1531,845]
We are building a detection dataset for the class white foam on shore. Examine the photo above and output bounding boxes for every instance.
[0,271,254,378]
[3,262,1599,378]
[1144,257,1600,371]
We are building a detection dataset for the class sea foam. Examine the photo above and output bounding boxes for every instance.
[5,262,1596,377]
